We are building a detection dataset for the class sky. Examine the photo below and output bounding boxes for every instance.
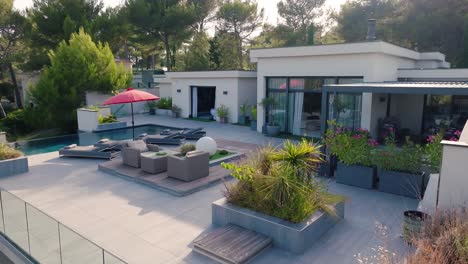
[13,0,348,25]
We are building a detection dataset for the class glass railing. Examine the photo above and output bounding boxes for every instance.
[0,189,126,264]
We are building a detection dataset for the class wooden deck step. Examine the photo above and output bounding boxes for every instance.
[193,225,272,264]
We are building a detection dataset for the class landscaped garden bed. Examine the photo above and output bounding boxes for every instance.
[325,121,377,189]
[217,139,345,253]
[0,144,28,177]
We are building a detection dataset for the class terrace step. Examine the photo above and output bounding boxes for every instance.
[193,224,272,264]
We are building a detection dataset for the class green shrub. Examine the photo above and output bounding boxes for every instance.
[156,97,172,109]
[0,144,23,160]
[145,101,157,110]
[1,109,35,136]
[98,114,117,124]
[324,120,377,167]
[251,105,257,121]
[216,105,229,118]
[222,139,343,223]
[425,132,443,173]
[371,138,423,174]
[239,102,250,116]
[180,144,196,156]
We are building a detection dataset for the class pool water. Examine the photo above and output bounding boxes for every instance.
[16,125,171,156]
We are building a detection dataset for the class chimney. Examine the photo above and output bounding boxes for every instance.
[366,19,377,41]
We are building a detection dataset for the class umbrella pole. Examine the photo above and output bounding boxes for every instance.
[131,102,135,140]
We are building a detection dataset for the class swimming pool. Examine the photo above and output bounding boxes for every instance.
[15,125,172,156]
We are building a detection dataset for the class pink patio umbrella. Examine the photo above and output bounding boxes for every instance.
[103,88,160,140]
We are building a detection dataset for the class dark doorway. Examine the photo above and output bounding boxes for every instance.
[191,86,216,118]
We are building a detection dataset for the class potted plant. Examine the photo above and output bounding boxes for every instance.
[216,105,229,124]
[216,140,345,254]
[171,104,181,118]
[156,97,172,116]
[0,143,28,177]
[260,97,280,136]
[372,131,425,199]
[324,120,377,189]
[146,101,157,115]
[250,105,257,131]
[238,102,250,125]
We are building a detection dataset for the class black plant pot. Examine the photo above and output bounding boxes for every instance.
[250,120,257,131]
[149,109,156,115]
[266,125,280,136]
[378,170,425,199]
[336,162,375,189]
[239,115,250,125]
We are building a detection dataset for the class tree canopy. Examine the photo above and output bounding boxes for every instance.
[31,28,131,130]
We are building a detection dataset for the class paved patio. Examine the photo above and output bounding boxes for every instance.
[0,117,418,264]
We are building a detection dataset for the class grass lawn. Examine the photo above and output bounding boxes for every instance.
[210,150,236,161]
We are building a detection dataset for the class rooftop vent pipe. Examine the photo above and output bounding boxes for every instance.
[367,19,377,41]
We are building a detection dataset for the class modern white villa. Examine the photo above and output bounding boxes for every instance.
[148,40,468,141]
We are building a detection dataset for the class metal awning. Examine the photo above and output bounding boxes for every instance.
[324,81,468,95]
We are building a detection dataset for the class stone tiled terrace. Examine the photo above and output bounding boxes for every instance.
[0,116,418,264]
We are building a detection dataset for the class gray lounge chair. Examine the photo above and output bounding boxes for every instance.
[59,144,120,159]
[93,139,129,150]
[122,140,159,168]
[144,133,185,145]
[167,150,209,182]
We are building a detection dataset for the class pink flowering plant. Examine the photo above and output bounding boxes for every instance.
[324,120,376,167]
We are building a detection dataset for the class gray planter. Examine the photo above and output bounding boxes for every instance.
[156,109,171,116]
[378,170,425,199]
[219,117,228,124]
[266,125,280,136]
[0,157,29,177]
[250,120,257,131]
[336,162,375,189]
[212,198,345,254]
[95,121,127,131]
[238,116,250,125]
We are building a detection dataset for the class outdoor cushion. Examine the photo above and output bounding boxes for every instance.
[186,150,205,157]
[65,144,77,149]
[127,140,148,152]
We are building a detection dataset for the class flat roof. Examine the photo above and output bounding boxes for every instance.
[166,70,257,79]
[324,81,468,95]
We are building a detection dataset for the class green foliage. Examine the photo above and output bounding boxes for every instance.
[0,143,22,160]
[372,138,423,174]
[324,120,375,167]
[31,29,132,131]
[184,32,210,70]
[156,97,172,110]
[425,132,443,173]
[239,101,250,116]
[260,97,277,125]
[180,144,196,156]
[216,0,263,69]
[98,114,117,124]
[0,109,35,136]
[216,105,229,118]
[222,139,342,223]
[145,101,157,110]
[251,105,257,121]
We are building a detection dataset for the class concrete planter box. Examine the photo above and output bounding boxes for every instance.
[95,121,127,131]
[212,198,345,254]
[0,157,29,177]
[156,109,172,116]
[77,107,112,132]
[336,162,375,189]
[378,170,425,199]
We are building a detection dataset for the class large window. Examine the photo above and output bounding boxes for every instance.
[328,93,362,130]
[423,95,468,133]
[266,77,362,137]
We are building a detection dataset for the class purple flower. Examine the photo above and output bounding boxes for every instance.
[427,135,435,143]
[454,130,462,136]
[450,137,459,142]
[368,139,379,146]
[352,134,363,139]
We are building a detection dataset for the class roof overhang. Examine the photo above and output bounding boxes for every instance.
[166,71,257,79]
[324,82,468,95]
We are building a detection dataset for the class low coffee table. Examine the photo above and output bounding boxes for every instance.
[140,151,176,174]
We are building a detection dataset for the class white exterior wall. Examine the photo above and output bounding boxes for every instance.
[438,140,468,209]
[167,71,257,123]
[253,52,417,134]
[398,69,468,81]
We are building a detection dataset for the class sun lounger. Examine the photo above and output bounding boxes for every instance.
[160,128,206,140]
[144,132,185,145]
[93,138,129,150]
[59,144,120,159]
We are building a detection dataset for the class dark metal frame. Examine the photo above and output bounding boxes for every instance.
[265,76,363,135]
[189,86,216,118]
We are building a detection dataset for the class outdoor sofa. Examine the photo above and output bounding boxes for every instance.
[122,140,159,168]
[167,150,209,181]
